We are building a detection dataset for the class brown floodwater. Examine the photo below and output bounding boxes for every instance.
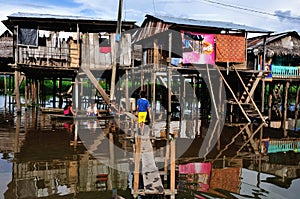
[0,96,300,199]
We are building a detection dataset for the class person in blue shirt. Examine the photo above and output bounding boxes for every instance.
[136,91,151,133]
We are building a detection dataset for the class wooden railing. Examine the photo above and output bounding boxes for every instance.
[271,65,300,78]
[18,45,72,67]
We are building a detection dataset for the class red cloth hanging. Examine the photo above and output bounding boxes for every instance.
[216,34,246,63]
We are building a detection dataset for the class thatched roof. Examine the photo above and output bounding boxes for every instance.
[247,31,300,57]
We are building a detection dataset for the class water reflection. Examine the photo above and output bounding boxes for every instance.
[0,101,300,198]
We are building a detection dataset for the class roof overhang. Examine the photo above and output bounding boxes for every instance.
[2,12,136,33]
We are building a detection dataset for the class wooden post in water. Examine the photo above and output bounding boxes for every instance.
[37,79,40,106]
[282,81,290,137]
[170,139,176,199]
[24,76,28,110]
[53,77,57,108]
[58,78,63,108]
[14,70,21,114]
[74,77,79,111]
[294,85,299,131]
[3,74,7,96]
[133,136,141,196]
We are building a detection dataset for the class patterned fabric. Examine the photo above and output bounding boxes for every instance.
[216,34,246,63]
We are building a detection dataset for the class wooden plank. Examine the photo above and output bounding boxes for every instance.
[140,127,164,194]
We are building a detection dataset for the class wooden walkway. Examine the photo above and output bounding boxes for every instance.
[133,126,164,196]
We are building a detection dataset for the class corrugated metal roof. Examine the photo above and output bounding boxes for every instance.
[147,15,271,33]
[9,12,109,21]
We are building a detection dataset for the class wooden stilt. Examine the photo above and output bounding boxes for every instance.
[4,74,7,109]
[294,85,299,131]
[53,78,57,108]
[37,79,40,106]
[58,78,63,108]
[125,69,129,111]
[24,76,28,110]
[283,81,290,137]
[108,132,115,191]
[133,136,141,195]
[268,82,273,120]
[261,79,265,113]
[14,70,21,114]
[170,139,176,199]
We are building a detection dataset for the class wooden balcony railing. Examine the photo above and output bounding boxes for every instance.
[271,65,300,78]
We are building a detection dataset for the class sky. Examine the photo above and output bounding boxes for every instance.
[0,0,300,35]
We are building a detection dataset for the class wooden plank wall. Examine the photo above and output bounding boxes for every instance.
[81,33,132,70]
[81,33,112,69]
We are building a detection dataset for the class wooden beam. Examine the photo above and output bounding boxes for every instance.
[81,68,110,105]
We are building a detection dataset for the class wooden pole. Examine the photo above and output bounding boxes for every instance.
[125,69,129,111]
[4,74,7,96]
[24,76,28,110]
[53,78,57,108]
[14,70,21,114]
[268,82,273,120]
[261,35,268,113]
[170,139,176,199]
[74,77,79,110]
[294,85,299,131]
[167,68,171,139]
[4,74,7,109]
[283,81,290,137]
[110,0,123,101]
[133,136,141,194]
[58,78,63,108]
[167,33,172,138]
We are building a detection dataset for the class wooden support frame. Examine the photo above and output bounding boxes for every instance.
[216,67,251,123]
[233,67,266,123]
